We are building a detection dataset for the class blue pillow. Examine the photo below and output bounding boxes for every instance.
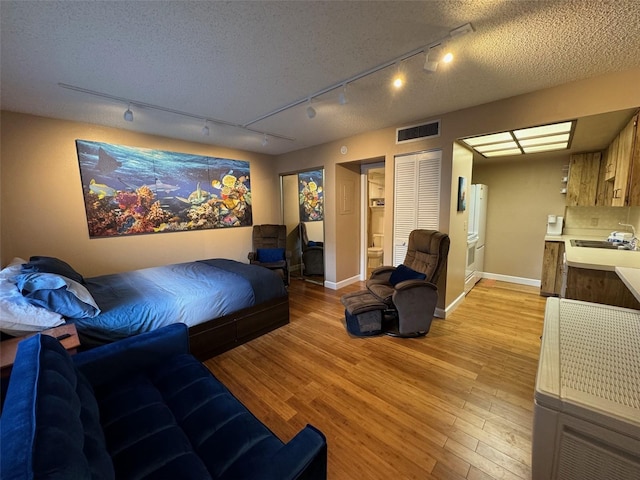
[256,248,285,263]
[22,256,85,284]
[15,272,101,319]
[308,241,317,247]
[389,264,427,286]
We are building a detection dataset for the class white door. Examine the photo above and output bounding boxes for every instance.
[393,150,441,265]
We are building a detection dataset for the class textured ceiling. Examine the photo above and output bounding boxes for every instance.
[1,0,640,155]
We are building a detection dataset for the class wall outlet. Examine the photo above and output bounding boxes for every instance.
[590,217,599,227]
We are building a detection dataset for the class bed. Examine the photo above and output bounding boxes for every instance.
[0,256,289,360]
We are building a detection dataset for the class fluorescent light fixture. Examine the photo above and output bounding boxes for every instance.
[518,133,570,147]
[514,121,572,139]
[523,143,568,153]
[461,120,575,158]
[474,141,519,153]
[483,148,523,157]
[463,131,514,146]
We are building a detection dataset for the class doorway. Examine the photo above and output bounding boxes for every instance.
[360,163,386,278]
[280,168,325,285]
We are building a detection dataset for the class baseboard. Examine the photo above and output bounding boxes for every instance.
[325,274,361,290]
[480,272,541,287]
[441,290,466,319]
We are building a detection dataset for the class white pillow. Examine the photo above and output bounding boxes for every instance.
[0,257,65,336]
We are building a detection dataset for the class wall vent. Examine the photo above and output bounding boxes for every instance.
[396,120,440,144]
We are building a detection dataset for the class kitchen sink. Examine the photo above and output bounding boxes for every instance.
[570,239,629,249]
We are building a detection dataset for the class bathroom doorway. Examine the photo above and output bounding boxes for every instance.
[361,163,386,278]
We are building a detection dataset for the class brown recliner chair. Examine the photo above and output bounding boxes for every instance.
[247,224,291,285]
[299,222,324,276]
[366,229,450,337]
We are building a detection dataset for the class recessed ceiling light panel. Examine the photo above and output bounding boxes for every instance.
[461,120,575,158]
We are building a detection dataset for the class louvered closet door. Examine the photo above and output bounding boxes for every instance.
[393,150,441,265]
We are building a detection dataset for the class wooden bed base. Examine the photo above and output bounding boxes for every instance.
[188,294,290,360]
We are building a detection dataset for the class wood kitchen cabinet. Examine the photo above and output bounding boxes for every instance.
[566,152,601,206]
[595,112,639,207]
[565,266,640,309]
[540,241,565,297]
[596,143,615,206]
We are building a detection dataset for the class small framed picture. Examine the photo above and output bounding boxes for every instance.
[457,176,467,212]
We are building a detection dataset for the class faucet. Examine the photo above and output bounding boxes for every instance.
[618,223,638,251]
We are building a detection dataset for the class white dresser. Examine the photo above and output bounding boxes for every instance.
[533,298,640,480]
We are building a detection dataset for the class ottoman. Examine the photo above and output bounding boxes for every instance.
[340,290,388,336]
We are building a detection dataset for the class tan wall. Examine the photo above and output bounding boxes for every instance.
[275,67,640,312]
[447,143,474,306]
[472,155,568,281]
[0,112,279,275]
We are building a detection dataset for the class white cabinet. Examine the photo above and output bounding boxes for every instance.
[393,150,441,265]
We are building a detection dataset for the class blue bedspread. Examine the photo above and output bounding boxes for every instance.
[72,259,286,346]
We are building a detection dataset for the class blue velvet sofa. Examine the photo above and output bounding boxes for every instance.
[0,323,327,479]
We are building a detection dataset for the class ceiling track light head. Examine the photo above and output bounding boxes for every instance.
[123,103,134,122]
[261,134,269,147]
[306,98,316,119]
[201,121,210,136]
[338,84,348,105]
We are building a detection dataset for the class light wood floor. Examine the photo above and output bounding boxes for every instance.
[203,278,547,480]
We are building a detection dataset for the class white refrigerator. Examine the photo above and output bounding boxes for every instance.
[470,184,488,285]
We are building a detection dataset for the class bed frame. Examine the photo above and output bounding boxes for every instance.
[188,294,289,360]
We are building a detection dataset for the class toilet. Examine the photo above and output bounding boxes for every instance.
[367,234,384,269]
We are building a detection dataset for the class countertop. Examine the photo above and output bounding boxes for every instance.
[544,233,640,302]
[544,234,640,271]
[615,267,640,304]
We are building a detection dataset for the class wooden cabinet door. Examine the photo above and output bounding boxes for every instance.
[596,145,614,206]
[540,241,565,297]
[612,115,635,206]
[566,152,601,206]
[626,115,640,206]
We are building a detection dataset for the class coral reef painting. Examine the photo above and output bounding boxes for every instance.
[298,169,323,222]
[76,140,252,238]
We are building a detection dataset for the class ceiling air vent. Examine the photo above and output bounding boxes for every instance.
[396,120,440,144]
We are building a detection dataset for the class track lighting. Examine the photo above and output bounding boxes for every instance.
[61,21,474,140]
[392,63,405,89]
[306,99,316,119]
[423,46,440,73]
[201,120,210,136]
[261,134,269,146]
[123,103,133,122]
[338,84,348,105]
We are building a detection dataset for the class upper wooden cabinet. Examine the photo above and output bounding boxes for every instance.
[575,111,639,207]
[597,113,639,206]
[566,152,601,206]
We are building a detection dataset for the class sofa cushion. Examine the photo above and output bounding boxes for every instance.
[0,334,114,480]
[93,352,287,479]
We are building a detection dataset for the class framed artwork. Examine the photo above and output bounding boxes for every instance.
[298,169,324,221]
[76,140,252,238]
[457,176,467,212]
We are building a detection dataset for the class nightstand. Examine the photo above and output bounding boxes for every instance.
[0,323,80,377]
